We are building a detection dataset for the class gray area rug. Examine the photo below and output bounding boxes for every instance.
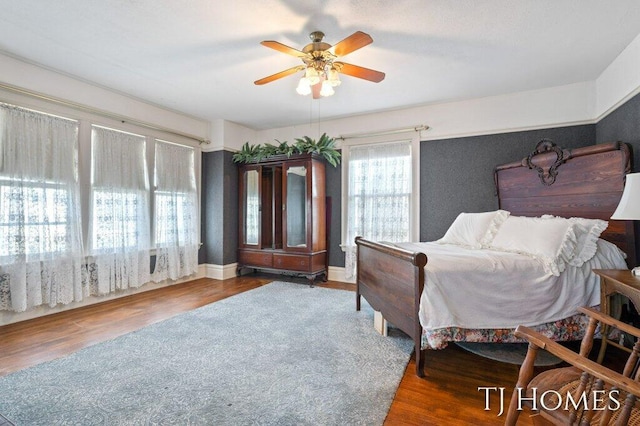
[0,282,412,425]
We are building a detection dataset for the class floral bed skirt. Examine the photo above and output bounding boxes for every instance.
[421,312,590,350]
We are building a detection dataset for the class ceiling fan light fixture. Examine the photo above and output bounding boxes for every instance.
[296,77,312,95]
[320,80,335,97]
[256,30,384,99]
[305,67,321,85]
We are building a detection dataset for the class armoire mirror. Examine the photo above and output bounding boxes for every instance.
[286,165,307,247]
[243,169,259,245]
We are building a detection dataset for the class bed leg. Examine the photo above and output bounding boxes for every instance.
[356,292,361,311]
[374,311,388,336]
[415,347,425,377]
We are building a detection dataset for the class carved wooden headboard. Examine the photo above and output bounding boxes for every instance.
[495,140,635,267]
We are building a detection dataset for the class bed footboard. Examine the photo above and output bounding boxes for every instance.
[355,237,427,377]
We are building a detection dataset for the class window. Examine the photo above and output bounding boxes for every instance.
[152,140,198,281]
[0,103,85,311]
[154,191,191,246]
[88,126,151,292]
[0,180,71,256]
[342,139,417,281]
[90,189,141,251]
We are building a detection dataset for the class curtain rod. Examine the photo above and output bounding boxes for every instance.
[0,82,210,145]
[336,124,429,140]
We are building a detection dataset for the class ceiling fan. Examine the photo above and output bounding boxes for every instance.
[254,30,385,99]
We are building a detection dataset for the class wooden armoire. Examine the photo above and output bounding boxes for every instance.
[237,153,326,282]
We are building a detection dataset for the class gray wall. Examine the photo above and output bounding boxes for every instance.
[596,92,640,167]
[200,150,238,265]
[420,125,596,241]
[596,91,640,264]
[325,154,343,267]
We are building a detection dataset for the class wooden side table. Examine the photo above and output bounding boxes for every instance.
[592,269,640,363]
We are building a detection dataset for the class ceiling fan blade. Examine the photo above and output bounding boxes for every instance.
[260,40,308,58]
[329,31,373,57]
[254,65,305,85]
[335,62,385,83]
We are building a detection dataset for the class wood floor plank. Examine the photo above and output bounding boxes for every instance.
[0,275,544,424]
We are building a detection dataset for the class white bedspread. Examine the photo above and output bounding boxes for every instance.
[394,240,627,330]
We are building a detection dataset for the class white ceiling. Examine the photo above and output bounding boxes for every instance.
[1,0,640,131]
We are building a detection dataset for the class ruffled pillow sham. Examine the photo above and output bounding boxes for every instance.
[564,217,608,267]
[487,215,578,276]
[437,210,510,249]
[487,215,609,275]
[538,215,609,266]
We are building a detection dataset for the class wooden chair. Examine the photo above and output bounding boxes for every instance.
[505,306,640,425]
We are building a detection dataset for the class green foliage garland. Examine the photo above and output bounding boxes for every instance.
[232,133,341,167]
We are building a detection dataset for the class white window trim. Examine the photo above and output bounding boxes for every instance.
[340,133,420,250]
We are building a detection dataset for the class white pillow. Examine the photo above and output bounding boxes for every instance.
[488,215,577,276]
[437,210,510,249]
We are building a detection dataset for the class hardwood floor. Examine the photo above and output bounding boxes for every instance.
[0,275,571,425]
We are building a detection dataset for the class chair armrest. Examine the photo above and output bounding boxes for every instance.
[578,306,640,340]
[515,325,640,397]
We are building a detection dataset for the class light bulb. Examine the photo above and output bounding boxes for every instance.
[305,67,321,86]
[328,68,341,87]
[320,80,335,97]
[296,77,311,95]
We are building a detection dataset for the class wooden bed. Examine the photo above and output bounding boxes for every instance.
[355,141,635,377]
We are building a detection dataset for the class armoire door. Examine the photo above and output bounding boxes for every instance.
[239,165,261,248]
[282,160,311,252]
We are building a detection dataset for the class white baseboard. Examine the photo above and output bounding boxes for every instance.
[202,263,353,284]
[328,266,354,284]
[204,263,238,280]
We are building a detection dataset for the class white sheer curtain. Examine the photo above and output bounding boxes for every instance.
[152,140,198,281]
[344,141,412,280]
[0,104,86,312]
[88,126,150,294]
